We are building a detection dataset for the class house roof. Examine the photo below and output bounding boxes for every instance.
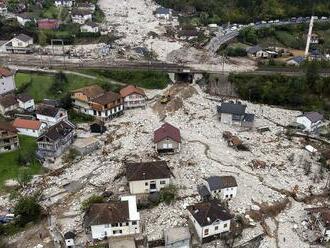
[14,34,32,42]
[243,113,255,123]
[217,102,247,115]
[85,202,129,226]
[246,45,263,54]
[289,56,305,64]
[126,161,171,181]
[36,104,60,117]
[120,85,146,98]
[16,94,33,102]
[71,8,93,16]
[0,94,18,108]
[73,85,105,99]
[0,121,17,133]
[37,120,74,142]
[0,67,13,77]
[300,112,323,123]
[154,122,181,143]
[187,201,233,227]
[156,7,171,15]
[178,29,200,38]
[197,184,211,198]
[13,118,41,130]
[164,227,190,244]
[92,91,121,105]
[206,176,237,191]
[64,231,76,239]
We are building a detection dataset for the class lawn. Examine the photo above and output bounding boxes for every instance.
[0,135,42,188]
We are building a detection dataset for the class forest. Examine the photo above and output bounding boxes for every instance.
[156,0,330,24]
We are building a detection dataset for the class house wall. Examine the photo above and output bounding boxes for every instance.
[156,13,171,20]
[220,113,233,125]
[16,126,43,137]
[296,116,318,132]
[129,178,170,194]
[80,25,99,33]
[54,0,73,7]
[64,238,74,247]
[124,94,146,108]
[156,138,179,151]
[72,14,92,24]
[18,99,35,110]
[0,132,19,154]
[91,220,140,240]
[0,103,18,115]
[11,38,33,48]
[37,111,67,127]
[0,75,16,95]
[209,187,237,200]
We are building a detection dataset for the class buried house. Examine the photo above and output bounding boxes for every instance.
[217,102,255,127]
[154,123,181,153]
[205,176,238,201]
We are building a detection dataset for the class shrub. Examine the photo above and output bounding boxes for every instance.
[160,184,178,205]
[63,148,80,164]
[81,195,104,211]
[14,195,41,227]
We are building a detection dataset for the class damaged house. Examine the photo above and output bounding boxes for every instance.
[36,104,68,127]
[0,121,19,154]
[84,195,140,240]
[306,207,330,242]
[126,161,171,194]
[205,176,238,201]
[217,102,255,127]
[120,85,147,109]
[154,123,181,153]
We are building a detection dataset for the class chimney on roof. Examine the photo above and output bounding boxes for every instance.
[207,217,211,223]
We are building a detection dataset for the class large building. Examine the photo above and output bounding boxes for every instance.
[84,195,140,240]
[0,67,16,95]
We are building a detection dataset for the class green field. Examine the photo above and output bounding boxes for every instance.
[0,135,42,189]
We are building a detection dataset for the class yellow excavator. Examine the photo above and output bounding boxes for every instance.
[160,94,171,104]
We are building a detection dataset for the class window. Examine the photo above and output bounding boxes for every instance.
[224,223,228,228]
[132,221,137,225]
[113,223,119,227]
[204,228,209,236]
[215,226,218,231]
[105,224,109,228]
[160,180,166,185]
[145,182,148,186]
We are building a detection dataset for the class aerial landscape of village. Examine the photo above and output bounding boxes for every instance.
[0,0,329,248]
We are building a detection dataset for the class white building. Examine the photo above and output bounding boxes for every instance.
[206,176,238,200]
[85,195,140,240]
[120,85,146,109]
[0,67,16,95]
[63,231,76,248]
[296,112,324,132]
[80,23,99,33]
[71,9,93,24]
[5,34,34,54]
[16,14,33,26]
[13,118,46,138]
[126,161,171,194]
[0,94,18,115]
[155,7,172,20]
[17,94,35,111]
[54,0,73,8]
[36,104,68,127]
[217,102,254,127]
[187,201,233,240]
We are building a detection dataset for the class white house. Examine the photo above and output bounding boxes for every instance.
[63,231,76,248]
[80,22,99,33]
[217,102,255,127]
[126,161,171,194]
[71,9,93,24]
[13,118,46,137]
[17,94,35,111]
[0,67,16,95]
[85,195,140,240]
[155,7,172,20]
[206,176,238,200]
[0,94,18,115]
[54,0,73,8]
[187,201,233,240]
[287,56,305,66]
[120,85,146,109]
[36,104,68,127]
[6,34,34,54]
[16,14,33,26]
[296,112,324,132]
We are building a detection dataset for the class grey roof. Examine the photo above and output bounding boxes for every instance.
[290,56,305,64]
[206,176,237,191]
[246,45,263,54]
[37,120,74,142]
[17,94,33,102]
[36,104,60,117]
[156,7,171,15]
[217,102,247,115]
[197,184,211,197]
[243,113,255,123]
[164,227,190,244]
[300,112,323,123]
[15,34,33,42]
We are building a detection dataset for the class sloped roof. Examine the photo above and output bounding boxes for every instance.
[217,102,247,115]
[85,202,129,226]
[13,118,41,130]
[15,34,33,42]
[92,91,121,105]
[154,123,181,143]
[16,94,33,102]
[289,56,305,64]
[38,120,74,142]
[0,94,18,108]
[187,201,233,227]
[73,85,105,99]
[156,7,171,15]
[0,67,13,77]
[300,112,323,123]
[120,85,146,98]
[126,161,171,181]
[246,45,263,54]
[0,121,17,133]
[206,176,237,191]
[71,8,93,16]
[36,104,60,117]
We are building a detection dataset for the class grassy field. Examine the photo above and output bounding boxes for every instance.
[0,135,42,188]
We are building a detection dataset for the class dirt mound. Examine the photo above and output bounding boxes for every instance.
[152,84,198,117]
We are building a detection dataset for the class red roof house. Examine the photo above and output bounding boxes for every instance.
[37,19,60,30]
[154,123,181,153]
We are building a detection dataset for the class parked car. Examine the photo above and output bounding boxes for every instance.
[274,19,280,23]
[261,20,267,24]
[321,16,328,20]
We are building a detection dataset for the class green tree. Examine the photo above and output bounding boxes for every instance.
[14,196,42,226]
[160,184,178,205]
[305,62,320,90]
[81,195,104,211]
[16,169,33,187]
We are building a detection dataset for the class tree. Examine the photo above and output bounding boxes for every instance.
[16,169,33,188]
[160,184,178,204]
[14,196,41,226]
[305,62,320,89]
[81,195,104,211]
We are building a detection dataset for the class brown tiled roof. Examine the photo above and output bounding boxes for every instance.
[38,120,74,142]
[126,161,171,181]
[92,91,121,105]
[85,202,129,226]
[73,85,105,99]
[0,67,13,77]
[120,85,146,98]
[0,94,18,108]
[16,94,33,102]
[154,123,181,143]
[13,118,41,130]
[0,121,17,133]
[36,104,60,117]
[187,201,233,227]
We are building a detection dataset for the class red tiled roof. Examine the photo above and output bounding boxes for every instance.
[154,122,181,143]
[120,85,146,98]
[0,67,13,77]
[13,118,41,130]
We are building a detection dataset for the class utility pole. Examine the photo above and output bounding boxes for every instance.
[304,16,314,57]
